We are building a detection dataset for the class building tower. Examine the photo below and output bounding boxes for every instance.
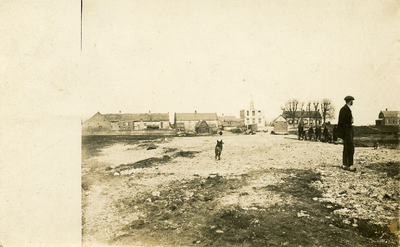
[240,99,266,131]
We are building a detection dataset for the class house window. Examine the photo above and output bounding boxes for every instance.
[246,118,249,123]
[247,111,249,116]
[252,111,255,116]
[288,120,292,124]
[258,118,261,124]
[295,120,298,124]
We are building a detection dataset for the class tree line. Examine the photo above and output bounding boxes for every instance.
[281,99,336,125]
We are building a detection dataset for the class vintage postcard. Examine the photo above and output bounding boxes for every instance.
[1,1,399,246]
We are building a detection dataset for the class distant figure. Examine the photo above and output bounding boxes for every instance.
[215,140,224,160]
[373,142,379,149]
[219,131,223,135]
[332,125,338,142]
[338,95,356,172]
[322,126,329,142]
[308,124,314,141]
[327,131,333,143]
[315,124,322,141]
[298,122,304,140]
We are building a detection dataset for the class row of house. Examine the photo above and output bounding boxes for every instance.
[82,100,268,135]
[238,100,325,131]
[82,111,245,135]
[82,105,399,135]
[82,112,171,134]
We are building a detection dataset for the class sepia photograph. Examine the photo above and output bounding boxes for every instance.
[1,0,399,246]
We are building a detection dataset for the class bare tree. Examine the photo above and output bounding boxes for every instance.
[282,99,299,125]
[313,101,319,125]
[299,102,305,122]
[306,101,312,125]
[320,98,335,123]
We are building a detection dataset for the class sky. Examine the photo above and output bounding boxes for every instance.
[1,0,399,125]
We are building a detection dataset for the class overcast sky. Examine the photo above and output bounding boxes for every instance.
[1,0,399,125]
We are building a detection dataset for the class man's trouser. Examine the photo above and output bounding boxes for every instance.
[342,127,354,167]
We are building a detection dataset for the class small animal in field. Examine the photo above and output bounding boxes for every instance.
[215,140,224,160]
[373,142,379,149]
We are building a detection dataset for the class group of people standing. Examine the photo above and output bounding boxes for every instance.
[297,122,331,142]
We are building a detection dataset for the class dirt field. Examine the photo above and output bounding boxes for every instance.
[82,133,399,247]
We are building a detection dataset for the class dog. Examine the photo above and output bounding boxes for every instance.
[215,140,223,160]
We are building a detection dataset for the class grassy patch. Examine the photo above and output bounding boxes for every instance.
[264,169,322,199]
[109,169,399,246]
[163,147,178,153]
[113,175,248,246]
[366,162,400,179]
[114,155,173,172]
[172,150,201,158]
[110,150,201,174]
[82,135,167,160]
[81,136,114,160]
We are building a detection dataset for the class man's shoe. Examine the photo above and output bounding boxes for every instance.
[348,166,356,172]
[341,165,349,171]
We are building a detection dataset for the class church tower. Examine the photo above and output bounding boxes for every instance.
[240,98,266,131]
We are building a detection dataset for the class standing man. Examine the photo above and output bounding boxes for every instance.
[298,121,304,140]
[315,123,322,141]
[333,125,338,143]
[322,124,329,142]
[308,123,314,141]
[338,96,356,172]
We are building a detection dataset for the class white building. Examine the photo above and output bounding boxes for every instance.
[240,99,266,131]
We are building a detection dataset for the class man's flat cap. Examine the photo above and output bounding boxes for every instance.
[344,95,355,101]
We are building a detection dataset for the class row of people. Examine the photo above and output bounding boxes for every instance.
[297,123,337,142]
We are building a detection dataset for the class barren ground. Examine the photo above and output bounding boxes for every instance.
[82,133,399,247]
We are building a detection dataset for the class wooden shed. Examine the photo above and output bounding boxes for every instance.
[273,115,288,134]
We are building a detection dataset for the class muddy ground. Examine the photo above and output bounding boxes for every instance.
[82,133,399,247]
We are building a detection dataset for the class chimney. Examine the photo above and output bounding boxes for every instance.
[195,110,197,114]
[386,108,388,111]
[119,111,121,114]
